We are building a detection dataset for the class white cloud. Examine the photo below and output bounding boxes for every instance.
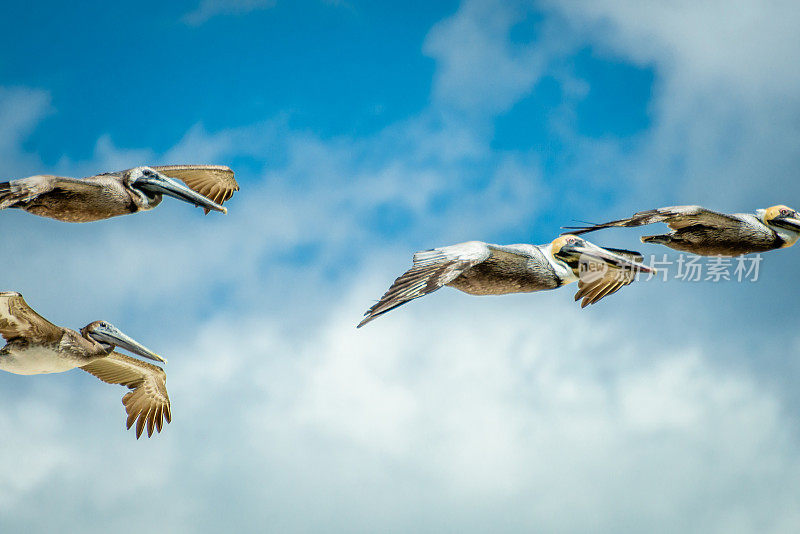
[424,0,550,116]
[0,87,50,177]
[3,291,800,532]
[182,0,277,26]
[541,0,800,207]
[182,0,349,26]
[547,0,800,97]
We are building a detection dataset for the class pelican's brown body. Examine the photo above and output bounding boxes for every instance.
[0,328,108,375]
[640,214,782,256]
[445,244,563,295]
[4,174,155,223]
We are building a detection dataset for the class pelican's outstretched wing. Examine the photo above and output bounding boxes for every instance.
[564,205,743,235]
[358,241,494,327]
[81,353,171,439]
[0,292,62,343]
[573,248,646,308]
[151,165,239,213]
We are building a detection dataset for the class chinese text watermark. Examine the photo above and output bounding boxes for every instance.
[578,254,764,283]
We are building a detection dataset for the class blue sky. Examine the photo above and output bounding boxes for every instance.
[2,1,800,532]
[2,1,452,156]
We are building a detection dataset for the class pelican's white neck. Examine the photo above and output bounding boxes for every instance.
[776,227,800,248]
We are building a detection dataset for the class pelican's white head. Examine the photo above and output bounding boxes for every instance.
[82,320,167,363]
[125,167,163,210]
[758,205,800,248]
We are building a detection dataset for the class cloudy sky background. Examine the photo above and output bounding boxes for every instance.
[2,0,800,532]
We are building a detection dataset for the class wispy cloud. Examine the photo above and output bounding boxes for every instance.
[182,0,277,26]
[181,0,351,26]
[0,87,50,177]
[424,0,551,116]
[542,0,800,206]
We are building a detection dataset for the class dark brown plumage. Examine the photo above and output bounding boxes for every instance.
[564,205,800,256]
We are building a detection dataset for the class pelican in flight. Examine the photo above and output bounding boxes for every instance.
[358,235,654,327]
[563,205,800,257]
[0,164,238,222]
[0,292,170,438]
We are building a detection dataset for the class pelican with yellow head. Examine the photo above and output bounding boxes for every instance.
[358,234,655,327]
[563,204,800,256]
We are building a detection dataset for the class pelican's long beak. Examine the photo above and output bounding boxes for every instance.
[135,171,227,214]
[558,240,656,274]
[88,324,167,364]
[772,216,800,232]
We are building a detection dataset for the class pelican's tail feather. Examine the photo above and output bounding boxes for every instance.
[0,179,38,210]
[0,181,22,210]
[0,182,12,208]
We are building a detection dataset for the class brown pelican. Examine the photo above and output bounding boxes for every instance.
[357,235,654,327]
[0,164,238,222]
[0,292,170,438]
[563,205,800,257]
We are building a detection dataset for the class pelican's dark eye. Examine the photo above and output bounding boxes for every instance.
[781,209,791,216]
